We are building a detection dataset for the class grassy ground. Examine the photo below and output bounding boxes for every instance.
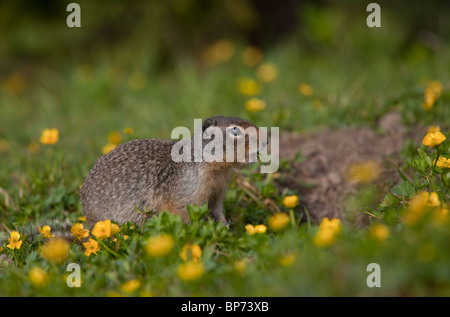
[0,3,449,296]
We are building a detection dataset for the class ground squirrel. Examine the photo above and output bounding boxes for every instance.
[80,115,265,227]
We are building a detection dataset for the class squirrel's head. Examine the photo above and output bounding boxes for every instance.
[200,115,267,166]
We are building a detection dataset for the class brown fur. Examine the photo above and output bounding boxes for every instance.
[80,115,261,227]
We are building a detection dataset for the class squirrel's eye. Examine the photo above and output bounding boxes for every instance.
[230,127,241,136]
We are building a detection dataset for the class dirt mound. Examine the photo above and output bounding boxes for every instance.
[276,112,415,226]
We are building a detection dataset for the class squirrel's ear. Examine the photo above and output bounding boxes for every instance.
[202,117,216,131]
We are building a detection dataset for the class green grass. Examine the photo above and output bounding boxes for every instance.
[0,3,449,296]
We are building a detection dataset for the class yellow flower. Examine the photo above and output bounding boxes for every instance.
[245,224,267,235]
[245,98,266,112]
[241,46,263,67]
[202,39,235,66]
[435,156,450,169]
[369,223,389,243]
[403,192,440,225]
[268,213,290,232]
[128,71,147,91]
[282,195,299,208]
[234,260,247,275]
[28,267,49,287]
[71,223,90,240]
[39,225,55,239]
[120,279,141,293]
[39,128,59,145]
[422,131,446,148]
[83,238,100,256]
[345,160,382,184]
[422,80,443,110]
[102,143,117,154]
[404,192,429,225]
[7,231,22,250]
[256,62,278,83]
[145,233,174,257]
[40,238,70,263]
[313,217,341,247]
[279,253,296,267]
[179,243,202,263]
[428,192,440,207]
[255,224,267,233]
[78,216,86,222]
[238,78,261,96]
[177,261,204,282]
[298,83,313,96]
[108,131,122,145]
[92,220,112,240]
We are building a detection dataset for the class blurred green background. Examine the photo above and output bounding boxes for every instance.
[1,0,449,176]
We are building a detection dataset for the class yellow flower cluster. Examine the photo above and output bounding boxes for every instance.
[76,219,121,256]
[245,224,267,235]
[179,243,202,263]
[403,191,445,226]
[313,217,341,247]
[422,80,443,110]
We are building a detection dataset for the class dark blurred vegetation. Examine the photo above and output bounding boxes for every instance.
[1,0,449,73]
[0,0,449,156]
